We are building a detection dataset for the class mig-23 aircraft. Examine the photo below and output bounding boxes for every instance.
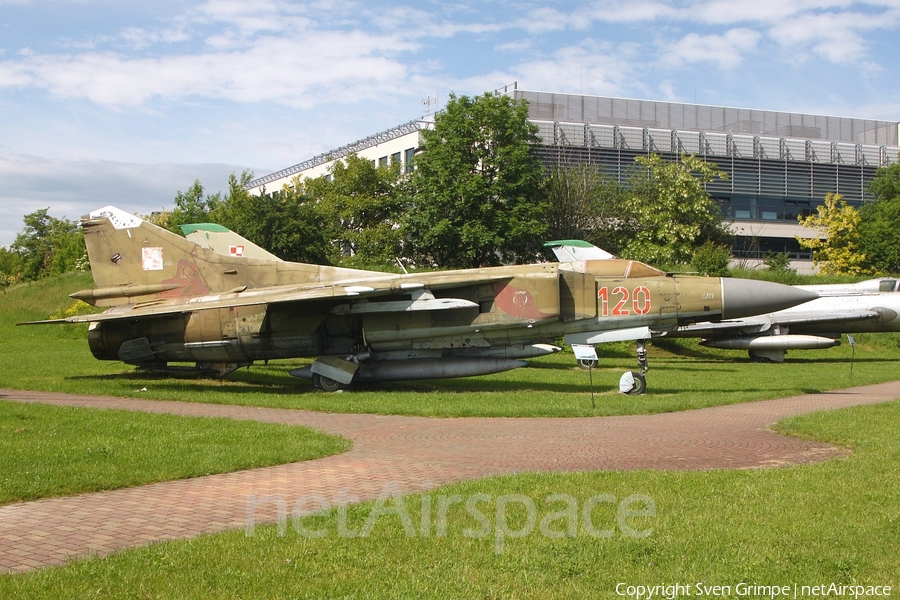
[21,206,818,393]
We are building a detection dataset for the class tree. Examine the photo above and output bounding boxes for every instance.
[868,162,900,203]
[303,154,403,268]
[691,241,732,276]
[210,171,332,265]
[0,247,24,287]
[797,192,871,275]
[160,171,333,265]
[402,92,549,268]
[9,208,85,281]
[166,180,222,233]
[858,164,900,274]
[621,154,732,266]
[762,251,795,275]
[544,162,630,255]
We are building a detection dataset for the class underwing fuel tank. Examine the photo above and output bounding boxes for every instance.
[719,279,818,319]
[701,335,840,351]
[290,357,526,384]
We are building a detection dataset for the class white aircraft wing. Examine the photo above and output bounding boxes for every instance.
[667,309,881,337]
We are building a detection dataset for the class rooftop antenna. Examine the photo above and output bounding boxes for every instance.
[422,94,438,118]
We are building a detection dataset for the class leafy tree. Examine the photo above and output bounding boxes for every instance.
[303,154,403,268]
[858,164,900,274]
[166,180,222,233]
[210,172,331,265]
[797,192,871,275]
[762,251,795,275]
[0,247,24,287]
[621,154,732,266]
[691,241,732,276]
[544,162,630,255]
[868,162,900,203]
[9,208,85,281]
[402,92,549,268]
[160,171,332,265]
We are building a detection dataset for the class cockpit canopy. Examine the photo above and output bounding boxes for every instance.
[562,259,666,278]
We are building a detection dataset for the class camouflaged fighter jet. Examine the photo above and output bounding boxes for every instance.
[21,206,818,393]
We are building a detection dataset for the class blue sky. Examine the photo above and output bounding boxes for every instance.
[1,0,899,246]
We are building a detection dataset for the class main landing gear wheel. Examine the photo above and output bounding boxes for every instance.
[618,371,647,395]
[312,373,347,392]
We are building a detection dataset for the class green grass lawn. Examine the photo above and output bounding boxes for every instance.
[2,273,899,417]
[0,400,349,505]
[1,275,898,595]
[2,400,897,597]
[0,274,351,506]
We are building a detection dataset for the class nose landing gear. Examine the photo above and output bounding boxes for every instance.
[619,340,649,395]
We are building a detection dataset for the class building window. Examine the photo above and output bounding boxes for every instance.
[391,152,401,165]
[405,148,416,172]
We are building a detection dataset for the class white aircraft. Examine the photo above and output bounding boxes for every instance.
[664,277,900,362]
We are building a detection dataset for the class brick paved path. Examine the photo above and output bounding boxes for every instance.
[2,381,899,573]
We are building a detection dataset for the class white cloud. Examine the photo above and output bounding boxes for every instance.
[516,7,572,34]
[769,10,893,63]
[690,0,853,25]
[571,0,899,67]
[495,39,533,53]
[664,28,761,69]
[0,29,418,107]
[496,41,638,98]
[860,60,883,78]
[657,80,680,101]
[575,1,679,24]
[3,0,897,112]
[0,154,250,246]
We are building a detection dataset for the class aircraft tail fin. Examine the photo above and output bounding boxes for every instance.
[179,223,283,262]
[77,206,237,307]
[544,240,615,262]
[77,206,390,307]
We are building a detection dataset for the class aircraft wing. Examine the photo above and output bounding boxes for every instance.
[664,309,881,338]
[19,272,518,325]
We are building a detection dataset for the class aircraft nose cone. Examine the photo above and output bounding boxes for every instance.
[721,278,818,319]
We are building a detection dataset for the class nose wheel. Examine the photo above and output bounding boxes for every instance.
[619,371,647,395]
[619,340,649,395]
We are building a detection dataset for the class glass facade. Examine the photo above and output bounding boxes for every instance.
[515,91,899,261]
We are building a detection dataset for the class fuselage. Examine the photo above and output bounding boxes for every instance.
[53,207,818,382]
[86,259,809,368]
